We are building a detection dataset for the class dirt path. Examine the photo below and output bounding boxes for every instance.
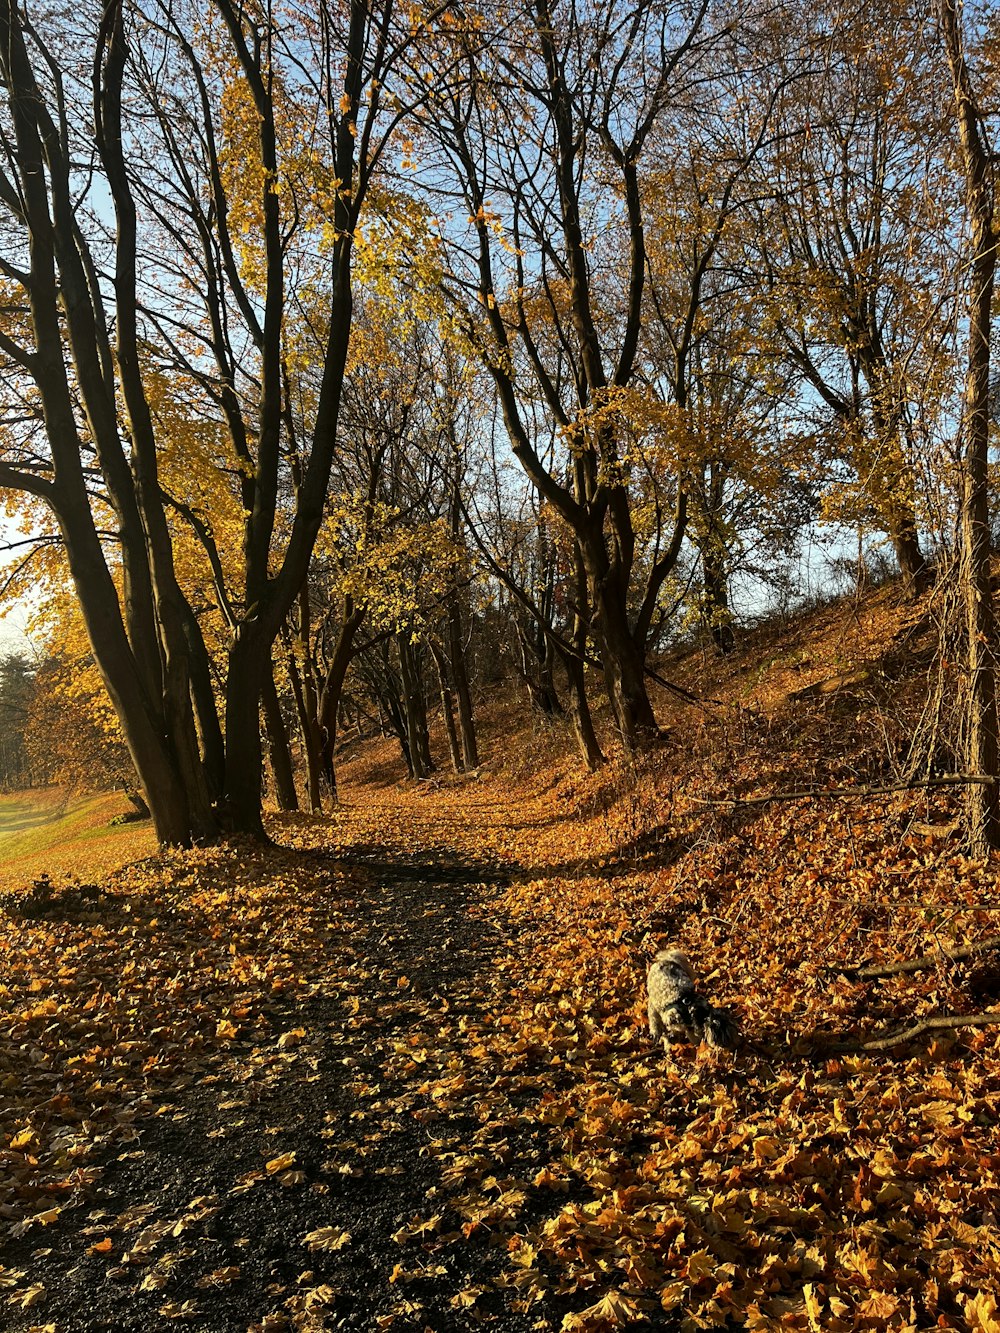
[3,830,590,1333]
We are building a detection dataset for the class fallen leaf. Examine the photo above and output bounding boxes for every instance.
[302,1226,351,1253]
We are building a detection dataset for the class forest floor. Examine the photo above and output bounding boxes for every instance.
[2,583,1000,1332]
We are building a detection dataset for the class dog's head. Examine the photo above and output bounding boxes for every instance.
[650,948,695,981]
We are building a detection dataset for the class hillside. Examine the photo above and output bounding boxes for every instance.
[0,788,156,891]
[2,581,999,1332]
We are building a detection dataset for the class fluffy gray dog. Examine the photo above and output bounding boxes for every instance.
[647,949,739,1049]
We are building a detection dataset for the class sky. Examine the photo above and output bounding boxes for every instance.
[0,515,38,657]
[0,605,34,654]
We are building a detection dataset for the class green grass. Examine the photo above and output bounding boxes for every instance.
[0,788,155,890]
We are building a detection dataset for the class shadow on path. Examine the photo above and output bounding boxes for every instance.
[4,842,572,1333]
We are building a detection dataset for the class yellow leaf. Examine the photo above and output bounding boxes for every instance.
[685,1248,715,1283]
[752,1135,781,1163]
[561,1289,645,1329]
[857,1292,900,1321]
[450,1287,484,1308]
[962,1292,1000,1333]
[195,1267,242,1288]
[660,1283,685,1313]
[803,1282,823,1332]
[265,1152,297,1174]
[158,1301,201,1321]
[302,1226,351,1252]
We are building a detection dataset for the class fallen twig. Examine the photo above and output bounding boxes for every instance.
[687,772,998,809]
[834,935,1000,981]
[807,1007,1000,1055]
[860,1010,1000,1052]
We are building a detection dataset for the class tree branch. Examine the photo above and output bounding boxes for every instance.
[688,773,1000,809]
[835,936,1000,982]
[860,1011,1000,1052]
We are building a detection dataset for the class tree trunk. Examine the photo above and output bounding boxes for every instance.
[602,640,658,750]
[889,516,931,595]
[58,521,207,850]
[124,787,150,819]
[287,651,324,814]
[290,585,326,811]
[448,598,479,770]
[538,635,561,714]
[703,541,736,656]
[222,627,268,838]
[429,639,463,773]
[516,621,563,715]
[57,506,200,846]
[861,357,930,597]
[398,634,433,778]
[317,604,365,803]
[588,557,659,750]
[381,690,414,775]
[261,663,298,811]
[563,552,604,769]
[179,600,226,803]
[557,644,604,770]
[940,0,1000,856]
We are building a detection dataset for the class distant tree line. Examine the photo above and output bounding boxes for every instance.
[0,653,34,790]
[0,650,145,807]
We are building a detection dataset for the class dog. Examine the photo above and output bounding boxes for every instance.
[647,949,739,1049]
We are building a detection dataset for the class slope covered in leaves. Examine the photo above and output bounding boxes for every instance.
[1,582,998,1331]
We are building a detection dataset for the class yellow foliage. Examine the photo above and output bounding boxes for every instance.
[317,498,465,636]
[351,186,446,328]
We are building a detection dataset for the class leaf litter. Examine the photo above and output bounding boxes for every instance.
[1,593,1000,1331]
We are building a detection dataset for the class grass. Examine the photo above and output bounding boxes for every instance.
[0,786,156,891]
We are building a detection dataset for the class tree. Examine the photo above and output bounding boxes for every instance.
[284,314,471,799]
[0,0,212,843]
[0,651,34,789]
[0,0,419,842]
[636,84,821,653]
[466,468,606,769]
[938,0,1000,855]
[416,0,788,748]
[408,0,703,749]
[748,0,957,590]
